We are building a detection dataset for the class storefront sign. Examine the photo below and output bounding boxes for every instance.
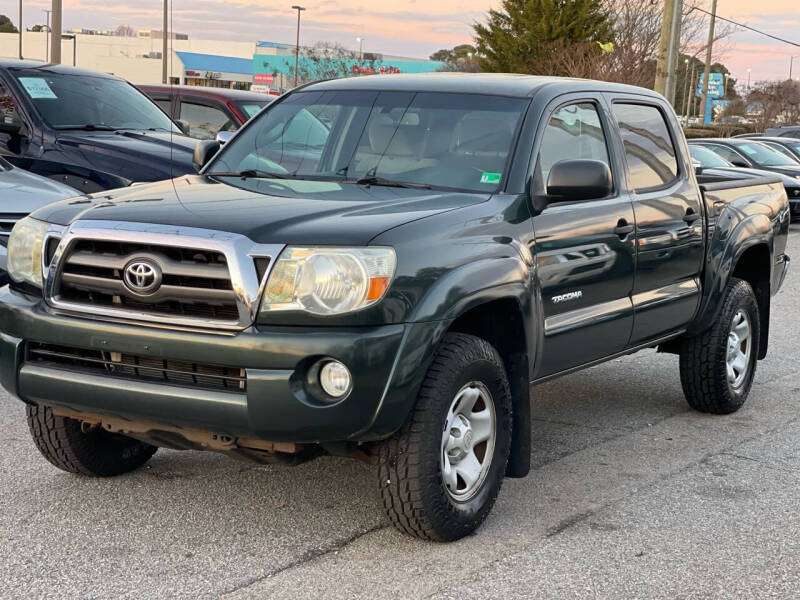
[253,73,274,84]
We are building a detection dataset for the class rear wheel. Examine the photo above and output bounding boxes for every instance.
[679,278,759,414]
[377,333,512,541]
[27,405,157,477]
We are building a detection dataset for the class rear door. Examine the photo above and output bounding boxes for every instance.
[531,96,636,377]
[609,98,704,344]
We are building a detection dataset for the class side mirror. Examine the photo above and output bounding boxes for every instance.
[545,159,613,202]
[192,140,220,173]
[175,119,190,136]
[730,158,749,168]
[216,130,235,146]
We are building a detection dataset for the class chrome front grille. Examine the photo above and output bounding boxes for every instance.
[0,214,22,247]
[56,239,240,321]
[45,221,284,330]
[26,342,247,393]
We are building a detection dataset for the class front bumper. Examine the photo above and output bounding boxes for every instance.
[0,287,444,443]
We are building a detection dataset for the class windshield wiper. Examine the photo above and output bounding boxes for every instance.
[205,169,290,180]
[355,175,432,189]
[55,124,118,131]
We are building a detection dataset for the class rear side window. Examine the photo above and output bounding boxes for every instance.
[537,102,611,189]
[612,103,678,191]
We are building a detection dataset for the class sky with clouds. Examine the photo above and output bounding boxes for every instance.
[2,0,798,83]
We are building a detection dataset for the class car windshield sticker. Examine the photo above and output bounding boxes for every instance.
[19,78,58,99]
[480,172,502,184]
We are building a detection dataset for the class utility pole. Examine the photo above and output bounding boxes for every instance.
[43,9,51,61]
[684,62,696,118]
[50,0,61,64]
[291,5,305,87]
[18,1,22,59]
[162,0,168,84]
[654,0,683,104]
[699,0,717,125]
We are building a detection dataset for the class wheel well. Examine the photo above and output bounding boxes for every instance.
[448,298,530,478]
[732,244,771,359]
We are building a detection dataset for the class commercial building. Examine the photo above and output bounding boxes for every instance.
[0,32,443,93]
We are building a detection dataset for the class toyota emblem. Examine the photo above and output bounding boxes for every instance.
[123,259,162,296]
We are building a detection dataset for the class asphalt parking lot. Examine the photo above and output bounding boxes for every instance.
[1,226,798,600]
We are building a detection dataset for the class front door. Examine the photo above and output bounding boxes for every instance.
[531,99,636,377]
[609,100,704,343]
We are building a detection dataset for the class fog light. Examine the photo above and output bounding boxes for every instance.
[319,361,351,398]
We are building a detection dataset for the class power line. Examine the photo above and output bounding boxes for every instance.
[688,6,800,49]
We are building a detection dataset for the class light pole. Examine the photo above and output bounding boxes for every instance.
[790,56,799,81]
[291,5,305,87]
[681,58,690,120]
[685,62,696,119]
[18,0,22,59]
[43,9,51,61]
[162,0,168,84]
[50,0,61,64]
[356,37,363,61]
[746,68,751,91]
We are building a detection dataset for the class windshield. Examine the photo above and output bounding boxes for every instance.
[690,145,732,168]
[237,102,269,119]
[209,90,528,192]
[14,70,179,132]
[736,142,799,167]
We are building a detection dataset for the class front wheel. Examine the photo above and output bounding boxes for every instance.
[377,333,512,541]
[27,405,157,477]
[679,278,760,414]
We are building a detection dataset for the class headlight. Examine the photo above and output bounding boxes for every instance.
[7,216,49,288]
[262,246,396,315]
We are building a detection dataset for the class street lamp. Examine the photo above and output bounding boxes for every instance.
[746,68,751,91]
[356,37,364,61]
[790,56,800,81]
[681,58,690,121]
[43,9,51,61]
[291,5,305,87]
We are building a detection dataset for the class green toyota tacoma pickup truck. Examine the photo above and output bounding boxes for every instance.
[0,75,791,541]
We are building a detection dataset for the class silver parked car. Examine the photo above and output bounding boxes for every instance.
[0,156,78,284]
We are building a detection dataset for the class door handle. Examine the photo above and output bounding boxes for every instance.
[614,219,634,238]
[683,210,701,224]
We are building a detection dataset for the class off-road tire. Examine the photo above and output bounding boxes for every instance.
[377,333,512,541]
[679,277,760,414]
[26,404,157,477]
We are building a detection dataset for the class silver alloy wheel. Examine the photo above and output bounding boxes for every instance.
[440,381,496,502]
[726,309,752,390]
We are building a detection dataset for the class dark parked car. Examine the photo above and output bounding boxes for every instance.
[0,75,790,542]
[765,125,800,139]
[0,60,198,192]
[688,138,800,178]
[739,136,800,162]
[0,156,77,284]
[689,144,800,219]
[139,84,274,141]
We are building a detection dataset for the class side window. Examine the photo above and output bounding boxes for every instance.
[706,144,744,165]
[153,98,172,115]
[538,102,611,189]
[612,103,678,191]
[178,102,235,140]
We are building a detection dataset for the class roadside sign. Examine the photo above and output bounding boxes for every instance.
[696,72,724,98]
[250,84,270,93]
[253,73,274,84]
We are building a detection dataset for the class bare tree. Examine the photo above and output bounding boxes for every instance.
[114,24,137,37]
[747,80,800,129]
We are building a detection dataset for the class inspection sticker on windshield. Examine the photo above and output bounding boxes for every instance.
[480,172,502,184]
[19,78,58,99]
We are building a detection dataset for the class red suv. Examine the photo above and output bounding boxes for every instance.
[139,84,275,140]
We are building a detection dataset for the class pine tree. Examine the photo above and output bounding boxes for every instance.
[474,0,614,75]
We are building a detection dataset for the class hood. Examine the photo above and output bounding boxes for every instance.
[55,129,197,183]
[755,164,800,179]
[0,165,79,214]
[32,175,491,245]
[707,166,800,186]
